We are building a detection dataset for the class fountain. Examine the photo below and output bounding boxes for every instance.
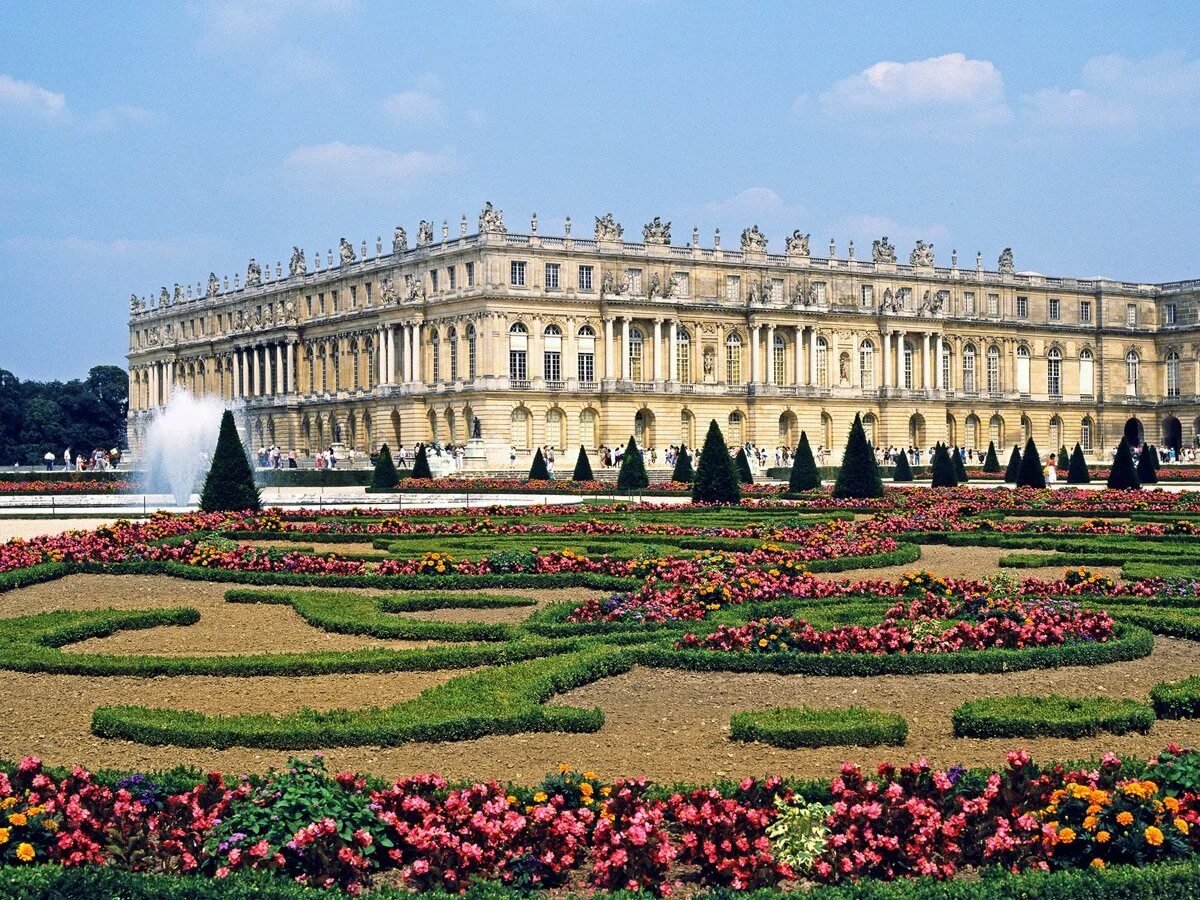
[142,391,230,505]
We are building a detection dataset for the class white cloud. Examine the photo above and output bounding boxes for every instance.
[0,73,68,121]
[819,53,1011,125]
[704,188,805,224]
[829,214,952,257]
[282,142,454,193]
[382,89,445,127]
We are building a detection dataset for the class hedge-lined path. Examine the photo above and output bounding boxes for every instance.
[826,543,1123,582]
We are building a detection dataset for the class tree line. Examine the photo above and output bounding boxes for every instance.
[0,366,128,466]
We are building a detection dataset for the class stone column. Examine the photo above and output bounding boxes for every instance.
[934,334,944,391]
[653,319,664,382]
[231,352,240,399]
[165,360,174,399]
[287,342,296,394]
[604,317,615,378]
[252,346,261,397]
[275,344,284,394]
[808,328,818,385]
[883,331,892,389]
[148,364,157,407]
[894,334,903,388]
[386,326,396,384]
[750,325,761,384]
[621,317,631,381]
[766,324,776,385]
[412,323,422,384]
[669,321,678,381]
[795,326,804,386]
[922,333,932,389]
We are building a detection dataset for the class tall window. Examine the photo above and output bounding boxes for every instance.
[448,328,458,380]
[466,262,475,286]
[941,346,951,391]
[1016,296,1028,318]
[1079,348,1094,397]
[351,339,360,389]
[543,324,562,382]
[962,344,977,393]
[626,268,643,295]
[1049,298,1060,321]
[725,276,741,302]
[859,340,875,389]
[545,263,560,290]
[772,334,786,386]
[510,260,526,286]
[903,341,914,390]
[1125,350,1140,395]
[987,293,999,316]
[577,326,595,382]
[861,285,874,307]
[429,329,440,382]
[987,345,1000,393]
[628,327,644,381]
[1079,299,1092,323]
[964,292,976,315]
[1165,304,1178,326]
[815,337,828,387]
[1047,347,1062,397]
[677,329,692,383]
[1167,351,1181,398]
[1081,418,1093,451]
[466,325,477,379]
[508,322,528,381]
[674,272,690,297]
[1126,303,1137,327]
[1016,345,1031,394]
[578,265,593,291]
[726,333,743,384]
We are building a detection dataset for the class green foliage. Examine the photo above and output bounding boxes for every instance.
[369,443,399,491]
[1138,443,1159,483]
[692,419,741,505]
[930,443,957,487]
[952,447,968,483]
[1107,436,1141,490]
[410,444,432,480]
[1067,443,1091,484]
[1058,445,1070,470]
[1016,437,1046,488]
[734,446,754,484]
[528,447,550,481]
[766,795,833,874]
[832,414,883,499]
[1151,676,1200,719]
[952,695,1155,738]
[982,440,1001,473]
[731,706,908,748]
[891,449,913,483]
[671,443,694,482]
[616,435,649,490]
[1003,444,1021,483]
[199,411,261,512]
[788,431,821,491]
[571,445,594,481]
[0,365,128,465]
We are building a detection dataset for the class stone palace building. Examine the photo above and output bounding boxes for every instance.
[126,203,1200,467]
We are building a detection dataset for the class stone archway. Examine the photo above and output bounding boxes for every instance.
[1163,415,1182,454]
[908,413,926,448]
[634,407,656,448]
[1124,417,1144,447]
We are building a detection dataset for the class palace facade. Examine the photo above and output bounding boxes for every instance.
[126,204,1200,468]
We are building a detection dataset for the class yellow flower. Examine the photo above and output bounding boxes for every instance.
[506,795,517,805]
[757,638,768,647]
[14,843,34,863]
[1083,816,1099,832]
[600,786,612,796]
[557,764,571,773]
[1175,817,1190,835]
[1086,804,1102,816]
[0,798,14,810]
[1091,858,1106,870]
[1116,811,1134,826]
[7,813,26,827]
[1165,797,1180,813]
[580,783,594,796]
[582,771,597,781]
[533,792,547,803]
[0,827,9,845]
[1096,831,1111,844]
[43,820,57,833]
[1145,825,1164,846]
[1058,827,1077,844]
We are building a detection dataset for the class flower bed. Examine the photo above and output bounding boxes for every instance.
[0,479,132,494]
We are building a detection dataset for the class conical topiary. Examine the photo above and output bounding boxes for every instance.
[930,443,957,487]
[1058,445,1070,472]
[892,450,913,482]
[199,410,261,512]
[1107,436,1140,490]
[572,445,594,482]
[982,441,1001,473]
[671,444,694,483]
[788,431,821,492]
[692,419,741,505]
[1136,444,1158,484]
[832,413,884,499]
[528,447,550,481]
[1003,445,1022,483]
[1067,443,1090,484]
[1016,437,1047,488]
[734,447,754,484]
[370,443,399,491]
[411,443,433,480]
[952,446,968,483]
[616,436,649,491]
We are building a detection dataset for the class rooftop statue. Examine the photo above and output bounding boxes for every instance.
[245,258,262,287]
[594,212,623,241]
[339,237,356,265]
[998,247,1015,274]
[130,293,141,314]
[159,286,170,307]
[785,230,810,255]
[872,236,897,263]
[173,284,184,304]
[393,226,408,253]
[416,220,434,247]
[740,225,768,252]
[642,217,671,245]
[206,273,220,297]
[478,201,506,234]
[289,246,307,276]
[910,240,935,267]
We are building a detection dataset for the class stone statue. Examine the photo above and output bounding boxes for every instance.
[872,236,897,263]
[289,246,307,276]
[664,274,678,298]
[600,270,628,296]
[147,326,160,346]
[931,290,948,313]
[747,280,761,303]
[998,247,1015,274]
[339,237,356,265]
[793,282,812,306]
[129,293,141,314]
[233,309,244,330]
[404,272,426,301]
[910,240,935,267]
[478,201,506,234]
[703,347,715,376]
[471,417,482,439]
[252,307,263,328]
[740,225,767,253]
[416,220,434,247]
[245,258,262,287]
[785,230,810,255]
[642,217,671,245]
[283,298,298,323]
[379,277,398,304]
[206,273,220,297]
[393,226,408,253]
[164,322,176,343]
[173,284,184,304]
[159,286,169,307]
[594,213,623,241]
[647,272,663,299]
[839,353,849,382]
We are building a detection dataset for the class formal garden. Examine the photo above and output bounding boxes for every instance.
[8,413,1200,895]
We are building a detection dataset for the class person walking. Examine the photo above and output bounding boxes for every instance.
[43,451,54,471]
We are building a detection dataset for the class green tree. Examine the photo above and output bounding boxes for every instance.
[930,443,957,487]
[832,413,884,499]
[1058,445,1070,471]
[692,419,740,505]
[1067,443,1091,484]
[616,436,649,491]
[982,441,1001,473]
[199,411,260,512]
[952,446,968,483]
[671,444,694,483]
[528,447,550,480]
[571,445,594,482]
[787,431,821,491]
[369,443,399,491]
[1003,445,1022,483]
[411,444,433,480]
[892,449,913,482]
[734,446,754,484]
[1016,437,1047,488]
[1107,436,1141,490]
[1137,444,1158,484]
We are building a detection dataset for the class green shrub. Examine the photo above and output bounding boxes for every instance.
[1108,436,1140,490]
[528,447,550,481]
[369,443,399,491]
[1058,444,1070,471]
[571,445,594,481]
[692,419,740,505]
[1067,443,1091,484]
[766,795,833,874]
[930,443,957,487]
[734,447,754,484]
[731,706,908,748]
[1016,437,1046,488]
[788,431,821,491]
[952,695,1155,738]
[410,444,433,480]
[671,443,694,482]
[1152,676,1200,718]
[616,436,649,491]
[952,447,968,483]
[1138,443,1159,484]
[832,414,883,499]
[891,450,913,483]
[982,440,1001,473]
[1003,444,1021,483]
[199,410,261,512]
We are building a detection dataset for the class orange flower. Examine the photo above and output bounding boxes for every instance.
[1116,811,1134,826]
[1091,858,1106,869]
[14,843,34,863]
[1096,831,1111,843]
[1175,817,1190,835]
[1145,825,1164,846]
[1058,827,1077,844]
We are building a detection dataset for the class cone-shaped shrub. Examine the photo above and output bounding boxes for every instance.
[616,436,649,491]
[1003,445,1022,483]
[1067,443,1090,484]
[930,443,957,487]
[369,443,399,491]
[1016,437,1047,488]
[1137,443,1158,484]
[1058,445,1070,471]
[199,410,260,512]
[734,447,754,484]
[411,444,433,480]
[692,419,741,505]
[982,441,1001,473]
[1108,436,1140,490]
[952,446,968,483]
[832,413,884,499]
[788,431,821,491]
[892,450,913,482]
[671,444,694,483]
[571,445,594,482]
[528,447,550,481]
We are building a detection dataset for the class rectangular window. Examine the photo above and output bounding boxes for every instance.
[1080,299,1092,323]
[1166,304,1178,325]
[430,270,439,292]
[1016,296,1028,318]
[509,349,527,380]
[318,293,325,314]
[544,350,561,382]
[987,293,999,316]
[466,262,475,286]
[331,290,338,311]
[448,266,456,290]
[350,285,358,306]
[545,263,560,290]
[578,352,594,383]
[861,284,874,307]
[898,286,911,308]
[578,265,593,291]
[673,272,690,297]
[626,268,642,295]
[771,277,785,302]
[1126,303,1137,327]
[813,282,827,304]
[964,291,975,315]
[1081,421,1092,451]
[1049,298,1060,320]
[365,282,373,304]
[510,260,526,286]
[725,275,741,302]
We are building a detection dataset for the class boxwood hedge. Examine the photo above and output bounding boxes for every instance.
[731,705,908,748]
[951,694,1155,738]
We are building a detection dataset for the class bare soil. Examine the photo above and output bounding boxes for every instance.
[831,543,1122,582]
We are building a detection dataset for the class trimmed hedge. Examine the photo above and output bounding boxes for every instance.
[1151,675,1200,718]
[731,706,908,748]
[951,694,1155,738]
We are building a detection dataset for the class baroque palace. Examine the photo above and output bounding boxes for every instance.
[127,203,1200,467]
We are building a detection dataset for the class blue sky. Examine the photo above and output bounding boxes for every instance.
[1,0,1198,380]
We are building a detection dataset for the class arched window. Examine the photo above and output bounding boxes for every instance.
[1125,350,1140,396]
[815,337,828,387]
[628,327,644,381]
[1016,345,1031,394]
[543,324,562,383]
[680,410,695,447]
[965,414,980,450]
[726,333,743,384]
[466,324,477,379]
[986,345,1000,394]
[728,411,744,445]
[428,328,440,383]
[1049,415,1062,452]
[962,344,977,393]
[1080,416,1094,451]
[676,329,692,383]
[1167,351,1181,398]
[510,407,531,449]
[772,333,786,386]
[508,323,528,382]
[1047,347,1062,397]
[990,414,1004,448]
[859,339,875,390]
[862,413,877,446]
[1079,348,1094,398]
[545,408,565,450]
[903,340,914,390]
[577,325,595,383]
[448,327,458,381]
[579,408,598,448]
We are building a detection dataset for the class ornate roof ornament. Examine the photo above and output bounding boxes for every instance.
[642,217,671,245]
[910,240,935,267]
[740,225,767,252]
[379,278,398,304]
[206,273,220,297]
[594,213,623,241]
[872,236,897,263]
[998,247,1015,274]
[289,246,307,276]
[173,284,184,304]
[245,258,262,287]
[404,272,426,301]
[339,238,356,265]
[478,201,506,234]
[785,230,810,255]
[416,220,434,247]
[129,293,141,314]
[392,226,407,253]
[159,286,170,307]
